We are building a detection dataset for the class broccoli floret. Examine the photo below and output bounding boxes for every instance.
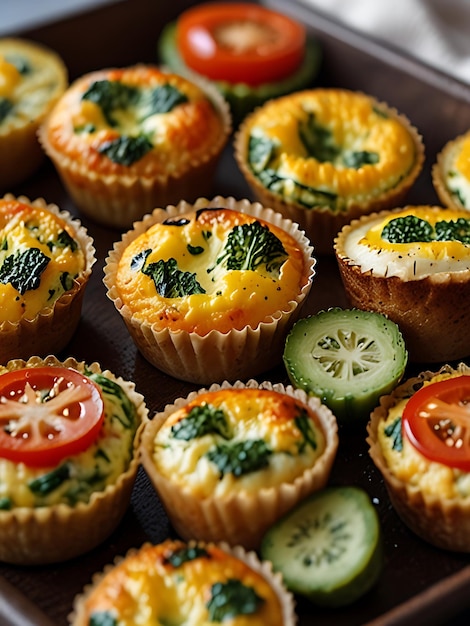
[381,215,434,243]
[435,217,470,244]
[208,220,288,280]
[133,254,205,298]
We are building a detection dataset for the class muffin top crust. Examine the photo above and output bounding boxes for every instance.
[336,205,470,280]
[114,207,309,335]
[239,88,422,213]
[41,65,229,179]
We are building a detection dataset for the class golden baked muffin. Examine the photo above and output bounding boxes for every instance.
[0,194,95,364]
[104,196,315,384]
[70,539,296,626]
[335,205,470,363]
[39,64,231,228]
[0,355,147,564]
[433,130,470,210]
[367,363,470,552]
[140,380,338,549]
[234,88,424,254]
[0,37,67,190]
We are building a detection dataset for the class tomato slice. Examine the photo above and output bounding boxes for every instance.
[0,367,105,468]
[402,375,470,471]
[176,3,306,86]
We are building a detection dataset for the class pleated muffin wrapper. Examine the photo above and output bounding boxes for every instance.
[234,91,425,256]
[103,196,316,384]
[367,362,470,553]
[0,355,148,565]
[0,195,96,365]
[70,539,297,626]
[432,130,470,211]
[38,70,232,229]
[140,379,339,550]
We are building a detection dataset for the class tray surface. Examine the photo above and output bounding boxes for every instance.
[1,1,470,624]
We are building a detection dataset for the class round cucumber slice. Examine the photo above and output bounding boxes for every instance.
[283,308,408,423]
[260,486,383,607]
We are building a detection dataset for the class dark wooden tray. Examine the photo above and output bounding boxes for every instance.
[1,1,470,624]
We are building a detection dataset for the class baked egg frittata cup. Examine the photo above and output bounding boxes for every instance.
[432,130,470,211]
[334,205,470,363]
[0,194,96,365]
[0,355,147,565]
[39,65,231,229]
[140,379,338,550]
[234,88,424,255]
[367,363,470,552]
[103,196,315,384]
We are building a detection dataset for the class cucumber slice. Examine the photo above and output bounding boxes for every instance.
[260,486,383,607]
[283,308,407,422]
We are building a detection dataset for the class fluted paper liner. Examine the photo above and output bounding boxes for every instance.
[104,196,315,384]
[70,539,297,626]
[0,355,147,565]
[140,379,338,550]
[367,363,470,552]
[0,195,96,365]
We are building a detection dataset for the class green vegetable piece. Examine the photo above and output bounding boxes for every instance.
[97,135,153,166]
[248,135,277,173]
[187,243,204,255]
[283,308,408,422]
[56,230,79,251]
[82,79,138,126]
[435,217,470,244]
[141,84,188,116]
[342,150,379,169]
[206,439,272,477]
[260,486,383,607]
[295,410,317,453]
[60,271,75,292]
[298,112,339,162]
[256,168,338,210]
[0,497,12,510]
[165,545,209,567]
[89,612,117,626]
[142,257,205,297]
[384,416,403,451]
[171,403,231,440]
[0,97,13,124]
[207,579,264,621]
[0,247,50,295]
[208,220,287,277]
[5,54,30,74]
[87,372,136,429]
[381,215,433,243]
[28,464,70,496]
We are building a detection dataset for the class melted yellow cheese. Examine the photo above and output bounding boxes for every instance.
[80,540,284,626]
[151,387,327,498]
[0,198,85,323]
[341,206,470,279]
[377,371,470,499]
[116,208,307,335]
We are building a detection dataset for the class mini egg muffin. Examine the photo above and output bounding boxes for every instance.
[39,65,231,228]
[104,196,315,384]
[0,37,68,190]
[140,379,338,549]
[0,194,95,364]
[0,355,147,565]
[367,363,470,552]
[234,88,424,254]
[335,205,470,363]
[70,539,296,626]
[433,130,470,210]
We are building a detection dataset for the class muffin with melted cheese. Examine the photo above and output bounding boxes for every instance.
[39,64,231,228]
[104,196,315,384]
[367,363,470,552]
[0,194,95,364]
[234,88,424,254]
[432,130,470,210]
[71,539,296,626]
[335,205,470,362]
[140,380,338,549]
[0,354,147,564]
[0,37,67,190]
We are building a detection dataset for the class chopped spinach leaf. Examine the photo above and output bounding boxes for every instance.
[0,497,12,510]
[55,230,78,251]
[0,248,50,294]
[171,403,231,441]
[298,112,340,163]
[0,97,13,124]
[187,244,204,255]
[206,439,272,477]
[82,79,139,126]
[248,135,277,173]
[384,417,403,451]
[295,410,317,453]
[343,150,379,169]
[28,464,70,496]
[60,271,75,292]
[165,545,209,567]
[141,84,188,117]
[141,257,205,297]
[87,372,136,429]
[97,135,153,166]
[207,579,264,621]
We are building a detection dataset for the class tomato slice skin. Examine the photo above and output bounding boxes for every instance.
[402,375,470,471]
[176,3,306,86]
[0,367,105,468]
